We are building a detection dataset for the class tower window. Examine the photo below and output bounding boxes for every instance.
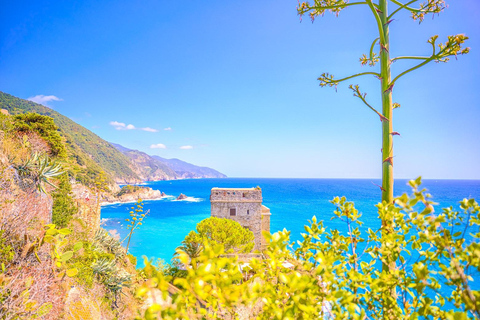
[247,210,250,215]
[230,208,236,216]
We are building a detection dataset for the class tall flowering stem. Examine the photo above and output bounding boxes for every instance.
[123,199,149,253]
[298,0,469,204]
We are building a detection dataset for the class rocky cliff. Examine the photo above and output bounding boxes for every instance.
[102,185,166,204]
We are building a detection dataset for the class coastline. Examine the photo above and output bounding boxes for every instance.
[100,194,203,207]
[100,194,175,206]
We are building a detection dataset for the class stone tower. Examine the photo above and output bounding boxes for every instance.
[210,187,271,251]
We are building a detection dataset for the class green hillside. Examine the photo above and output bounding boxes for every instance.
[0,91,138,185]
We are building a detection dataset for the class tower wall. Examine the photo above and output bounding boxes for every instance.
[210,188,265,251]
[261,205,271,251]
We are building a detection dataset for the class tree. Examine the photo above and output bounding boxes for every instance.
[297,0,469,204]
[175,217,255,261]
[13,112,67,158]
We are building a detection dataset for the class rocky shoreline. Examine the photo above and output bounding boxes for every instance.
[101,186,166,205]
[100,186,191,205]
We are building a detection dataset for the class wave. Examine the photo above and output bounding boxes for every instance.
[172,196,204,202]
[101,195,175,207]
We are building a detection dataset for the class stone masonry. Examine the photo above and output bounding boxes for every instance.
[210,187,271,251]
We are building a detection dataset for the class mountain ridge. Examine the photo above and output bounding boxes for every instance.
[110,142,227,180]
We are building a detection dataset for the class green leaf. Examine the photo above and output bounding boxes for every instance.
[453,312,468,320]
[45,229,58,236]
[58,228,71,235]
[60,251,74,262]
[43,235,55,243]
[66,268,78,277]
[73,242,83,252]
[35,303,52,317]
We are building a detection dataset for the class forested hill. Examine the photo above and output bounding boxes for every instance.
[0,91,138,184]
[0,91,226,184]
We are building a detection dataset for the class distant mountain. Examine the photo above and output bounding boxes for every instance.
[109,143,178,181]
[111,143,227,180]
[152,156,227,179]
[0,91,138,185]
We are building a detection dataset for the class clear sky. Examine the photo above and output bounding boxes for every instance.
[1,0,479,179]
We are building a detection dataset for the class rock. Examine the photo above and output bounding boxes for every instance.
[0,109,9,115]
[161,192,166,197]
[176,193,188,200]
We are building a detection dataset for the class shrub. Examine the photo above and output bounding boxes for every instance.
[52,173,78,228]
[138,179,480,319]
[0,231,14,267]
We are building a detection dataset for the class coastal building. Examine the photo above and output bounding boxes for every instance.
[210,187,271,251]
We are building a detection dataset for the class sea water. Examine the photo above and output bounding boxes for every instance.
[101,178,480,267]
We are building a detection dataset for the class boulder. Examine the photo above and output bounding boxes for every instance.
[176,193,188,200]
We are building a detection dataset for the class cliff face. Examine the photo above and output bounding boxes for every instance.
[121,149,179,181]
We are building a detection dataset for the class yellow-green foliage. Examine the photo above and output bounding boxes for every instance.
[52,173,78,228]
[138,179,480,319]
[176,217,255,261]
[127,254,137,267]
[0,231,14,267]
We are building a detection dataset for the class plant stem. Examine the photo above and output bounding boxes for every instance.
[379,0,393,204]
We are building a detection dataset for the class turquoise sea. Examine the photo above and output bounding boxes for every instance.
[101,178,480,267]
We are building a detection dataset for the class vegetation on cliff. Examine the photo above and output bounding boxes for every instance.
[0,111,141,319]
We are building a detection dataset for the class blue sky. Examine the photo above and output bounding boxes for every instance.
[1,0,479,179]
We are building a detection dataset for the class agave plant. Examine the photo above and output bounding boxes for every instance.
[91,257,132,307]
[93,229,126,259]
[91,258,116,277]
[13,152,63,193]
